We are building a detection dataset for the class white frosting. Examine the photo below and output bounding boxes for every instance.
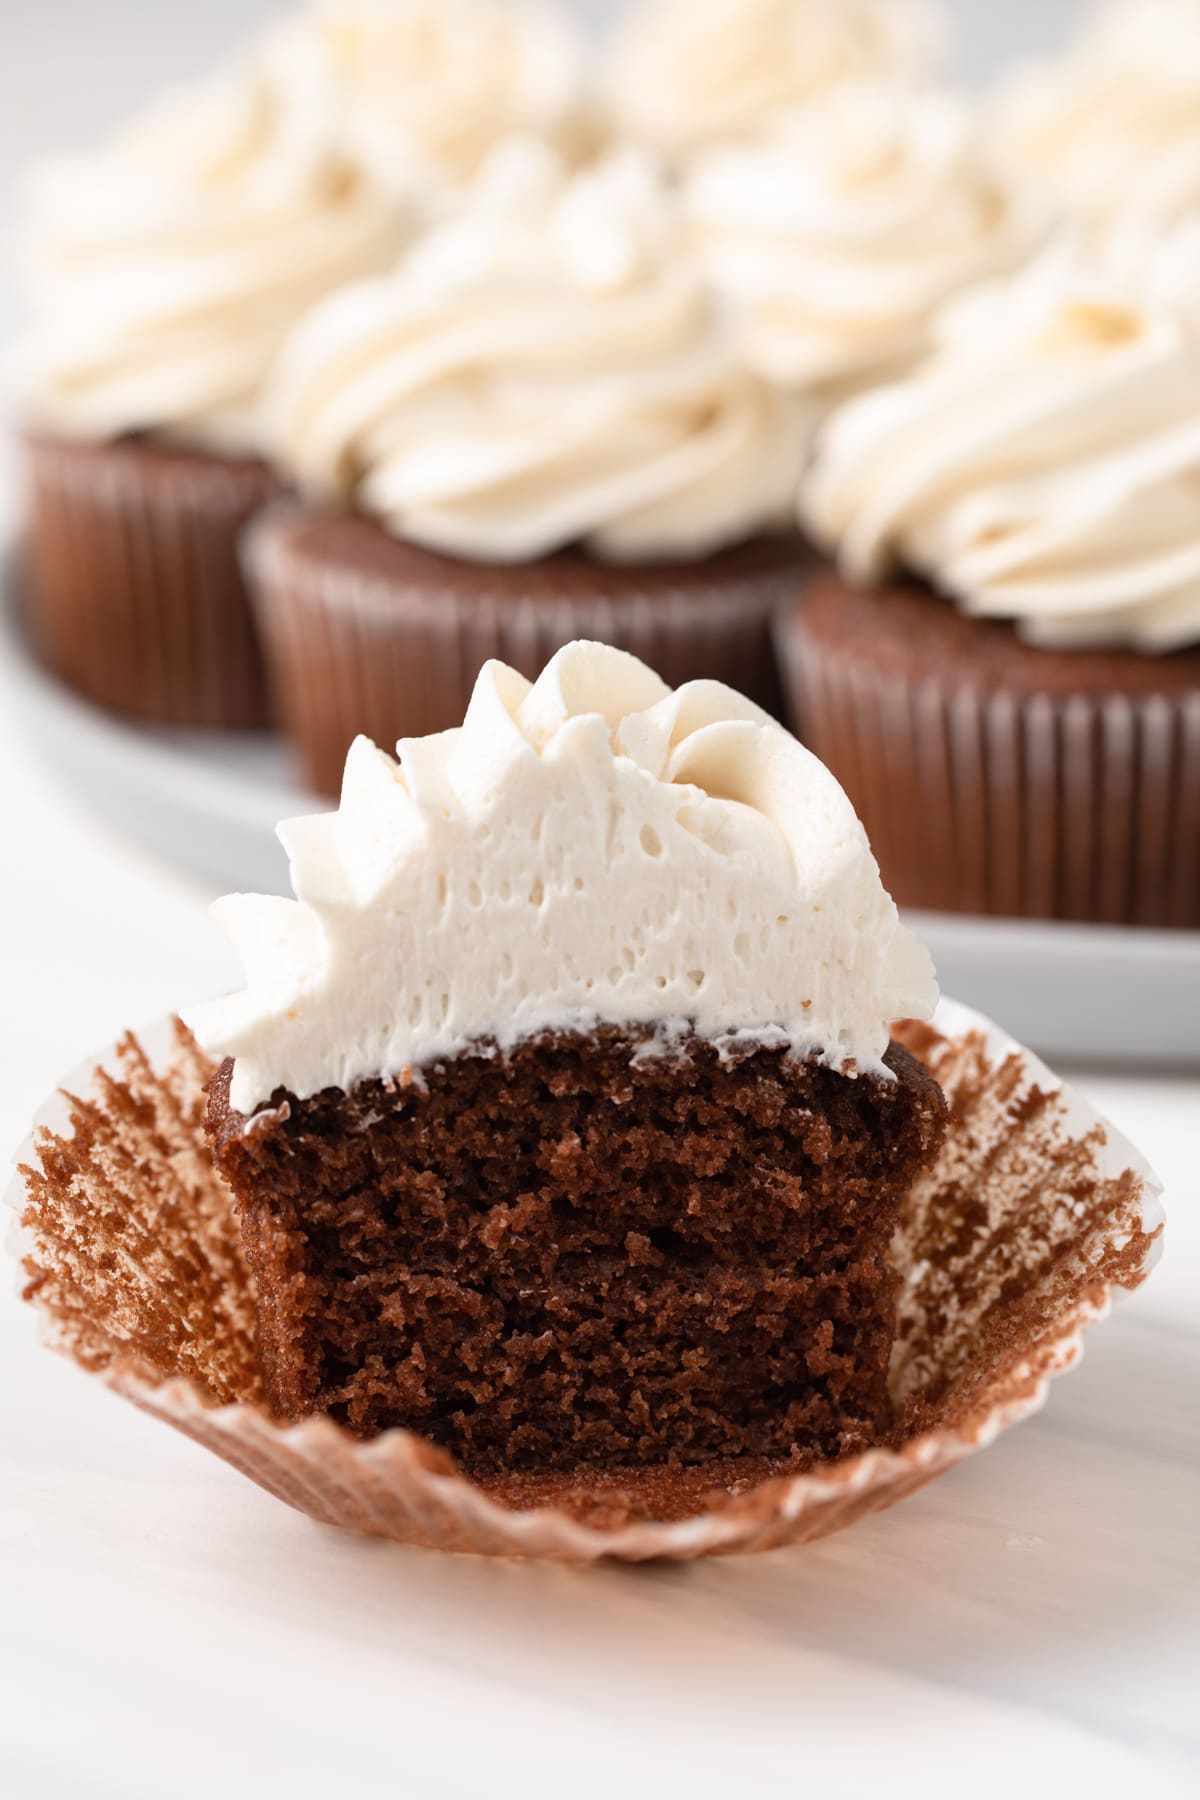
[609,0,941,158]
[686,84,1040,393]
[268,140,806,562]
[277,0,588,197]
[802,249,1200,652]
[186,641,936,1113]
[19,37,403,448]
[1145,215,1200,338]
[995,0,1200,240]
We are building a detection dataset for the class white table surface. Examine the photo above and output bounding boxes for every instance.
[2,688,1199,1800]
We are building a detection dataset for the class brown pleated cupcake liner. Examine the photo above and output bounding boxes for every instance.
[21,432,283,728]
[777,605,1200,928]
[246,505,800,795]
[8,998,1161,1562]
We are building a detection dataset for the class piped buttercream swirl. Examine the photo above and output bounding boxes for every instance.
[687,84,1040,394]
[185,640,936,1113]
[275,0,588,197]
[994,0,1200,241]
[268,139,806,562]
[19,35,403,448]
[609,0,940,158]
[802,249,1200,652]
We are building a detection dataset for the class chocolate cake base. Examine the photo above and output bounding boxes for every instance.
[245,506,812,793]
[207,1029,947,1476]
[777,578,1200,927]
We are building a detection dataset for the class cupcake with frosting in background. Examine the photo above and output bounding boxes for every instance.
[607,0,942,162]
[685,82,1043,418]
[777,247,1200,929]
[17,28,405,728]
[247,139,810,795]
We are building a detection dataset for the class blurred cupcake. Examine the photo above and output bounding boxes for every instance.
[249,141,810,794]
[277,0,595,199]
[608,0,941,161]
[779,250,1200,928]
[18,33,404,728]
[993,0,1200,243]
[686,83,1041,407]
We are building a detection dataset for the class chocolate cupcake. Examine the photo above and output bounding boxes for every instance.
[780,251,1200,928]
[185,639,943,1469]
[17,31,403,727]
[249,141,811,791]
[13,645,1164,1552]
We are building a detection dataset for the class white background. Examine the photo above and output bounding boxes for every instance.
[1,6,1197,1799]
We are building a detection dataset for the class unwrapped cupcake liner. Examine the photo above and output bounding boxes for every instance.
[246,505,797,795]
[777,607,1200,928]
[9,998,1161,1562]
[22,433,282,729]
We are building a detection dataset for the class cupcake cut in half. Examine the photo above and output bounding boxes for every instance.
[185,640,945,1475]
[17,27,405,727]
[248,139,811,793]
[782,248,1200,928]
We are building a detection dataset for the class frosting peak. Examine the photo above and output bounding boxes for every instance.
[802,249,1200,652]
[186,641,936,1112]
[268,140,806,562]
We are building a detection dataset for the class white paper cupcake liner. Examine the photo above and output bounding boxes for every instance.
[7,998,1162,1563]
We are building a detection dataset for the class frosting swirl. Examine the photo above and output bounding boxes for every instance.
[186,639,936,1112]
[995,0,1200,240]
[19,37,403,448]
[609,0,940,158]
[277,0,588,196]
[687,84,1039,393]
[802,250,1200,652]
[269,140,806,562]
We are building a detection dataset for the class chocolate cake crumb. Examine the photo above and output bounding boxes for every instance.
[207,1029,947,1474]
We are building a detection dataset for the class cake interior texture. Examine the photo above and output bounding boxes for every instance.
[208,1030,947,1475]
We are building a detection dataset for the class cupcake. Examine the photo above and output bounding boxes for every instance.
[17,32,404,727]
[15,645,1163,1552]
[248,141,810,794]
[780,250,1200,928]
[184,639,945,1468]
[607,0,941,162]
[685,83,1041,404]
[993,0,1200,244]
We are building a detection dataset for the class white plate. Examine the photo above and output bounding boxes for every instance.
[4,581,1198,1066]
